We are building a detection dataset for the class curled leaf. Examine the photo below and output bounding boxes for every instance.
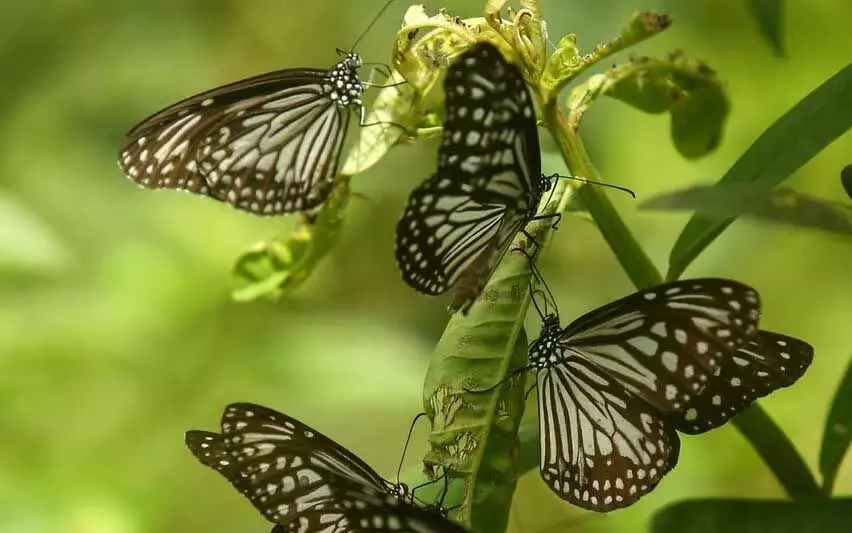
[231,183,349,301]
[568,54,729,159]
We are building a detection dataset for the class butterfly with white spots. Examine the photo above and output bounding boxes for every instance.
[119,52,372,216]
[517,278,813,511]
[186,403,467,533]
[394,42,555,313]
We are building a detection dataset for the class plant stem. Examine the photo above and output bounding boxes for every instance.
[543,104,663,289]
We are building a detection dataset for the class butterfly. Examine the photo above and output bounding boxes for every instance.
[394,42,556,313]
[185,402,464,532]
[118,48,394,216]
[513,278,813,511]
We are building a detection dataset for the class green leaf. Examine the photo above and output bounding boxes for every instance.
[747,0,786,57]
[667,62,852,281]
[820,354,852,495]
[421,250,532,533]
[642,184,852,236]
[653,498,852,533]
[230,184,348,301]
[841,165,852,199]
[567,54,730,160]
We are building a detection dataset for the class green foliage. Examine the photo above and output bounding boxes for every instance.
[568,54,729,160]
[821,355,852,494]
[667,62,852,281]
[747,0,786,57]
[231,183,349,300]
[642,184,852,236]
[653,499,852,533]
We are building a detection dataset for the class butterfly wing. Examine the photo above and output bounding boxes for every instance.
[187,404,466,533]
[395,42,541,306]
[558,278,762,414]
[677,329,813,434]
[119,66,353,215]
[267,472,468,533]
[537,356,680,511]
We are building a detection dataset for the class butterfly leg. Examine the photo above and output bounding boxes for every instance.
[357,103,409,132]
[530,212,562,230]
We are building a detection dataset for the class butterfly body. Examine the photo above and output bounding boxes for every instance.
[119,53,366,215]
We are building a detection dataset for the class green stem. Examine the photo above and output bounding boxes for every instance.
[544,102,821,501]
[544,105,663,289]
[732,406,822,499]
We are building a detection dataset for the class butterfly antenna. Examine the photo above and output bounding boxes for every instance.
[350,0,398,51]
[548,173,636,199]
[396,411,426,484]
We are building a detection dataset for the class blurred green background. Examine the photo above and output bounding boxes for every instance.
[1,1,851,532]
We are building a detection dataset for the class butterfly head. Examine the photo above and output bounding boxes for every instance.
[326,53,365,107]
[390,481,411,501]
[528,314,562,368]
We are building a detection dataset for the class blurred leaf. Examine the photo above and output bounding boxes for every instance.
[643,184,852,236]
[0,193,70,275]
[667,62,852,281]
[339,70,415,177]
[653,498,852,532]
[421,250,532,533]
[231,184,348,301]
[747,0,786,57]
[841,165,852,199]
[820,354,852,494]
[568,54,729,160]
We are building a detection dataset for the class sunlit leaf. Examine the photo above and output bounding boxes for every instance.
[653,498,852,532]
[642,184,852,236]
[567,54,729,160]
[667,62,852,281]
[231,184,349,301]
[820,355,852,494]
[747,0,786,57]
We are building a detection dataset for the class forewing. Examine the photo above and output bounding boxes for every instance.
[119,69,346,214]
[395,42,541,298]
[559,278,761,413]
[221,403,389,492]
[677,329,813,434]
[537,357,680,511]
